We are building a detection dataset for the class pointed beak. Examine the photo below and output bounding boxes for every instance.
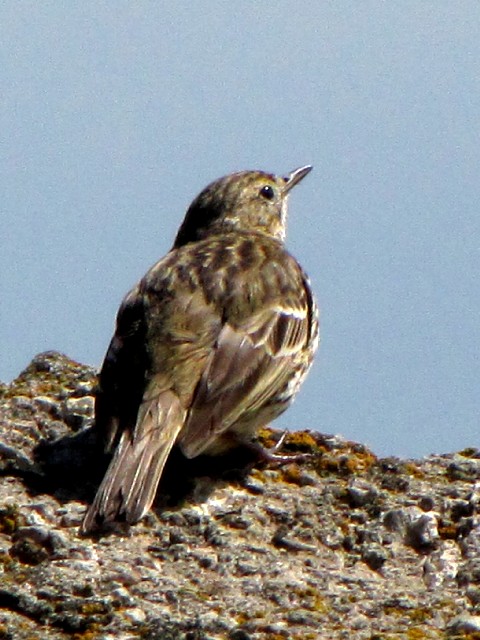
[283,165,313,194]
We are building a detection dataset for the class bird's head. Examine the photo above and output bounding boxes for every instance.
[173,165,312,247]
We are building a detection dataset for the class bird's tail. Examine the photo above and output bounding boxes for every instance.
[80,391,185,534]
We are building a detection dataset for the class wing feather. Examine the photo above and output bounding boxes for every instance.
[178,300,314,459]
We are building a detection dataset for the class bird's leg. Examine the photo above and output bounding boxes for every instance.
[249,429,313,465]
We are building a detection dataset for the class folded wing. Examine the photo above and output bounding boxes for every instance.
[178,295,315,458]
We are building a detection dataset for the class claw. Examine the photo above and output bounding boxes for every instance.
[271,429,288,452]
[249,430,313,466]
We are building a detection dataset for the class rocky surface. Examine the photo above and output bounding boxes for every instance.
[0,352,479,639]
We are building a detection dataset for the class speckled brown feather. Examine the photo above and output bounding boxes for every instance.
[81,166,318,533]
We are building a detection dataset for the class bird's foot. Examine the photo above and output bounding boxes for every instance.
[250,430,313,466]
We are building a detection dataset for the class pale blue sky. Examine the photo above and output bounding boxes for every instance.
[2,2,479,457]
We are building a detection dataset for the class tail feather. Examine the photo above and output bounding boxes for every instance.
[81,391,185,533]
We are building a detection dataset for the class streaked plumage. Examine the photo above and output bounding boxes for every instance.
[81,166,318,533]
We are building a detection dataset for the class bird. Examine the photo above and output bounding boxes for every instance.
[81,165,319,533]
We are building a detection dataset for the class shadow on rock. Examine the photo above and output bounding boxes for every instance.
[152,445,261,511]
[32,427,261,516]
[32,428,108,502]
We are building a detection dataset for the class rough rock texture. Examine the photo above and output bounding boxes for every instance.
[0,352,479,639]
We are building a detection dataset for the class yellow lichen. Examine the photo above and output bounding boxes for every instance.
[438,522,457,540]
[280,464,303,485]
[0,504,25,535]
[314,448,376,477]
[402,462,425,479]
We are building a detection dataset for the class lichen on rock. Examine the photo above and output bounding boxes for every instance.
[0,351,478,638]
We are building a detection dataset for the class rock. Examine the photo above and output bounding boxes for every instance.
[0,351,478,638]
[405,512,440,551]
[446,613,480,634]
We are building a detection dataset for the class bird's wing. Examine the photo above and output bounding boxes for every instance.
[178,287,316,458]
[95,287,149,453]
[84,284,190,532]
[84,265,224,531]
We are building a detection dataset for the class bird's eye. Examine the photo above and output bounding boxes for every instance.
[259,185,275,200]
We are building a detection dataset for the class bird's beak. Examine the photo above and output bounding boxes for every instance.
[283,165,313,194]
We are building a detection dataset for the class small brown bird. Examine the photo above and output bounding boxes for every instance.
[81,166,319,533]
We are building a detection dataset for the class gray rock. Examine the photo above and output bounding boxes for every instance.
[447,613,480,633]
[0,351,479,638]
